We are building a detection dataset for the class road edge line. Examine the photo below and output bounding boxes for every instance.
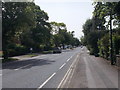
[57,53,79,88]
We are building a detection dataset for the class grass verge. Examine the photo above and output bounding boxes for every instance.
[0,51,2,57]
[2,58,18,63]
[42,50,53,54]
[22,54,38,57]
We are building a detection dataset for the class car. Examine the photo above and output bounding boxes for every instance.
[53,47,62,53]
[94,53,99,57]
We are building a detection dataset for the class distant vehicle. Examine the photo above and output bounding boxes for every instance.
[80,45,83,48]
[94,53,99,57]
[53,47,62,53]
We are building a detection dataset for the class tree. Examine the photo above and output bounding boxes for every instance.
[2,2,36,59]
[82,17,107,55]
[21,4,52,52]
[93,2,120,64]
[51,22,80,48]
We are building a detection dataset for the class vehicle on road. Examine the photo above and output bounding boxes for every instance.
[53,47,62,53]
[94,53,99,57]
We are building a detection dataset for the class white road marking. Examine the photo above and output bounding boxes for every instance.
[67,56,73,62]
[57,54,79,88]
[67,59,70,62]
[14,64,32,71]
[37,73,56,89]
[66,55,79,88]
[59,63,66,70]
[0,74,2,76]
[57,66,72,89]
[59,55,73,70]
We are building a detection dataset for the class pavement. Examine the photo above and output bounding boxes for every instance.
[59,47,119,88]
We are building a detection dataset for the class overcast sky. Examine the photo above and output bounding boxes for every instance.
[35,0,94,38]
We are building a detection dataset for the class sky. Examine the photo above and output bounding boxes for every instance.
[35,0,94,39]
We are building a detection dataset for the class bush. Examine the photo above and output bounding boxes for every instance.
[98,34,110,59]
[8,44,28,57]
[113,35,120,55]
[87,31,99,55]
[98,34,120,60]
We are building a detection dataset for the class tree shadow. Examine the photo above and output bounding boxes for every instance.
[2,58,55,70]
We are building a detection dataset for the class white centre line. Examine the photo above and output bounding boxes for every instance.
[59,63,66,70]
[14,64,32,71]
[67,58,70,62]
[67,56,73,62]
[57,54,79,88]
[37,73,56,89]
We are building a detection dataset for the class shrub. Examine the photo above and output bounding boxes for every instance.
[113,35,120,55]
[8,44,28,57]
[98,34,120,60]
[98,34,110,59]
[87,31,99,55]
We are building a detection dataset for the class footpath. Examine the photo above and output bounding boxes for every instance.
[58,47,119,88]
[11,53,40,60]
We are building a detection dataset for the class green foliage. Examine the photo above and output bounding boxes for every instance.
[82,19,93,36]
[51,22,80,48]
[98,34,120,60]
[98,34,110,59]
[82,18,105,55]
[2,2,36,59]
[113,34,120,55]
[87,31,99,55]
[2,2,81,60]
[2,58,18,63]
[82,1,120,62]
[8,44,28,57]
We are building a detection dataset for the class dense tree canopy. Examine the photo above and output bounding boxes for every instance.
[82,1,120,63]
[2,2,36,59]
[2,2,81,60]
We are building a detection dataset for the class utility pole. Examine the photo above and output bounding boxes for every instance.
[109,10,114,65]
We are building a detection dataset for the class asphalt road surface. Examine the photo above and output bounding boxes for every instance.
[2,47,119,89]
[60,47,118,89]
[2,47,82,89]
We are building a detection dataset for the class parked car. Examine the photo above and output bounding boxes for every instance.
[94,53,99,57]
[53,47,61,53]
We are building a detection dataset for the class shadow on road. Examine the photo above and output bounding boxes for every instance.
[2,58,55,70]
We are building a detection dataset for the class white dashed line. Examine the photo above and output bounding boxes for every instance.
[37,73,56,89]
[14,64,32,71]
[67,56,73,62]
[0,74,2,76]
[67,58,70,62]
[57,66,72,88]
[57,54,79,88]
[59,63,66,70]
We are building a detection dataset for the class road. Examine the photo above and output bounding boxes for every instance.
[60,47,118,88]
[2,47,118,89]
[2,47,82,89]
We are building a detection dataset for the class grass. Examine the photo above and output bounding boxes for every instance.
[23,54,38,57]
[2,58,18,63]
[42,50,53,54]
[0,51,2,57]
[1,51,53,63]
